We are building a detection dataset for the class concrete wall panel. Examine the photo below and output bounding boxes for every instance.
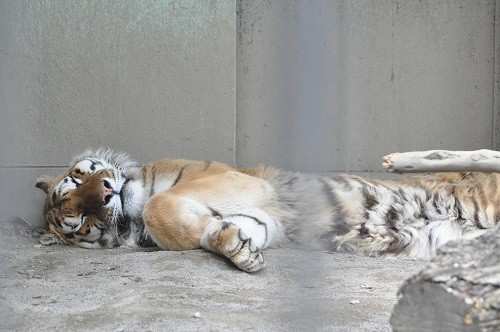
[0,0,236,227]
[1,0,236,167]
[237,0,496,172]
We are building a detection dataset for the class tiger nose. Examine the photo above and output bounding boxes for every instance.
[102,179,114,203]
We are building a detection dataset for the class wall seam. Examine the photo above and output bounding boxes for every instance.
[494,0,500,150]
[234,0,241,166]
[232,0,238,166]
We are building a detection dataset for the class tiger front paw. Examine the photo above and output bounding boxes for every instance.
[201,220,266,273]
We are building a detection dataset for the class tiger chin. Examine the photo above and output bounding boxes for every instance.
[36,148,498,272]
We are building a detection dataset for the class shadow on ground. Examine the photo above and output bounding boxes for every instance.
[0,219,425,331]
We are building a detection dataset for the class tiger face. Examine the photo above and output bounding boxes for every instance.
[36,156,133,248]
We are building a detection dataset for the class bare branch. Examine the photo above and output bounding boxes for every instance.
[383,150,500,173]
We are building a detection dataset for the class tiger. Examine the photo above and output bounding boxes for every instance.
[35,148,498,272]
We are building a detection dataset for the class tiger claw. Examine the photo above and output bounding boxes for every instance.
[230,237,266,272]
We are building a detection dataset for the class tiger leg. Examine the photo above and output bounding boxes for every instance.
[142,171,282,272]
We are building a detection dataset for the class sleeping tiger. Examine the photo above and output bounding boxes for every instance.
[35,149,498,272]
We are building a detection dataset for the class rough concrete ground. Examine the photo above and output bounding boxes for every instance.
[0,219,425,332]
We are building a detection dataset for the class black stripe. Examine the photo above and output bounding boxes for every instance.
[119,178,130,204]
[386,206,399,229]
[424,189,432,202]
[76,227,91,236]
[385,238,409,254]
[333,175,352,190]
[472,198,480,228]
[321,179,340,211]
[453,195,463,220]
[398,188,408,201]
[350,177,370,189]
[472,198,486,229]
[149,171,156,197]
[98,238,109,247]
[95,224,105,231]
[73,168,84,175]
[70,177,80,186]
[359,222,369,236]
[282,176,299,187]
[432,193,441,213]
[362,186,378,220]
[141,168,148,188]
[53,218,62,228]
[208,207,223,219]
[227,213,268,245]
[320,179,349,238]
[415,194,427,220]
[362,187,378,210]
[62,220,78,230]
[172,166,186,187]
[229,214,266,226]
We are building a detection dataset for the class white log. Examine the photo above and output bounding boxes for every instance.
[382,149,500,173]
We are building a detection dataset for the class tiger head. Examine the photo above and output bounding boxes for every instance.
[35,149,146,248]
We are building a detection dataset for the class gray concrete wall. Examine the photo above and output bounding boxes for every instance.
[237,0,497,172]
[0,0,236,226]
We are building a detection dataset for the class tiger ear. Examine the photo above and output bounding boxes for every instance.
[35,177,56,194]
[39,232,62,246]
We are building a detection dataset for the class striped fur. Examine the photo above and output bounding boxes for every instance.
[36,149,499,271]
[253,169,496,259]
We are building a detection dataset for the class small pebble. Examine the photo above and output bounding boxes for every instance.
[464,314,473,325]
[33,244,42,248]
[349,300,360,305]
[193,312,201,318]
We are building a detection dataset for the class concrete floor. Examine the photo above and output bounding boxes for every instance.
[0,218,425,332]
